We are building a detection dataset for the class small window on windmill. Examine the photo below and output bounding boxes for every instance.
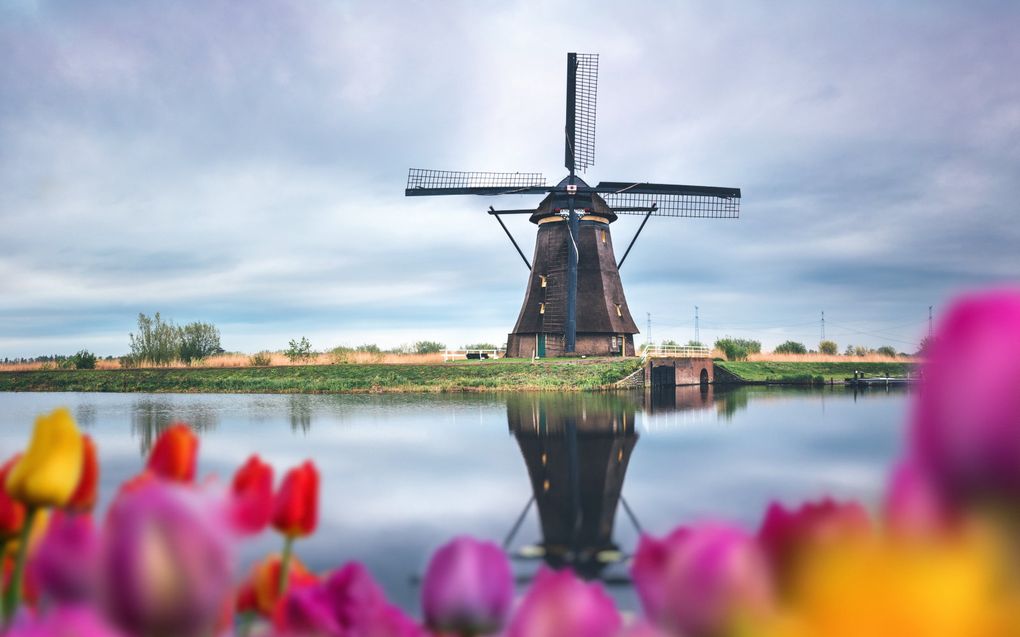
[615,303,622,317]
[611,335,619,351]
[539,275,547,288]
[539,303,546,314]
[601,229,607,244]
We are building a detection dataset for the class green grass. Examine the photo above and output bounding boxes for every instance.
[0,358,644,394]
[716,361,915,383]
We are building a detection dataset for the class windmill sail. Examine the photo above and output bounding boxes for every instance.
[564,53,598,173]
[595,181,741,218]
[405,169,548,196]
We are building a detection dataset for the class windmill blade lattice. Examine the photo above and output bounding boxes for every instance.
[405,168,549,196]
[596,181,741,218]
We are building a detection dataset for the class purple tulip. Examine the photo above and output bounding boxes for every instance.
[615,621,675,637]
[910,290,1020,508]
[421,536,513,635]
[28,510,100,605]
[884,458,954,536]
[100,482,234,637]
[505,568,621,637]
[275,562,426,637]
[632,523,773,637]
[4,605,126,637]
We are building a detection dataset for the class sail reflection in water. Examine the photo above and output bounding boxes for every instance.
[505,393,641,583]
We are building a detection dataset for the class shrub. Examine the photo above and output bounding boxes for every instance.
[685,340,703,348]
[774,341,807,355]
[414,340,446,355]
[660,339,680,348]
[179,322,222,365]
[330,345,354,364]
[819,340,838,355]
[69,349,97,370]
[463,343,497,350]
[249,351,272,367]
[286,337,315,362]
[355,344,381,354]
[129,312,180,366]
[714,338,761,361]
[876,345,898,358]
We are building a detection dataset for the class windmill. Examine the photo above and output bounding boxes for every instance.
[405,53,740,357]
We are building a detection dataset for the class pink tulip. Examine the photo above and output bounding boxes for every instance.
[28,510,99,605]
[275,562,425,637]
[910,290,1020,507]
[884,458,954,536]
[101,482,234,637]
[4,605,126,637]
[632,523,773,637]
[505,568,621,637]
[616,621,675,637]
[757,498,870,589]
[422,536,513,635]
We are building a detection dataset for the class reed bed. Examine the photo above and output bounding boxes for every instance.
[0,351,445,372]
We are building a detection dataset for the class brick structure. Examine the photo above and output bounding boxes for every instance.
[645,357,715,387]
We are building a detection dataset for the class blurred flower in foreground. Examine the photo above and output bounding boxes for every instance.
[145,423,198,483]
[911,290,1020,510]
[0,455,26,542]
[66,435,99,513]
[421,536,513,636]
[230,454,274,535]
[101,481,233,636]
[4,605,126,637]
[250,553,318,616]
[275,562,424,637]
[5,407,83,508]
[272,461,319,538]
[633,523,773,637]
[505,567,621,637]
[29,509,99,605]
[884,459,954,537]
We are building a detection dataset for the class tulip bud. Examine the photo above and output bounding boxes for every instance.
[632,523,773,637]
[272,461,319,538]
[5,408,84,508]
[67,435,99,513]
[505,568,621,637]
[422,536,513,635]
[146,423,199,482]
[231,454,274,535]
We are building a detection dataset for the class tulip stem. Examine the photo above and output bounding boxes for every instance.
[2,506,37,625]
[278,535,295,597]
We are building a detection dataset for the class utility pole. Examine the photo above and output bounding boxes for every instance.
[646,312,652,348]
[821,310,825,342]
[695,306,700,346]
[929,306,933,338]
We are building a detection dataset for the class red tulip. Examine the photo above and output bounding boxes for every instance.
[67,435,99,513]
[146,423,198,482]
[0,455,26,541]
[231,455,274,535]
[250,553,318,616]
[272,461,319,538]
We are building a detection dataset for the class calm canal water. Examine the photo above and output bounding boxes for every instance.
[0,386,910,612]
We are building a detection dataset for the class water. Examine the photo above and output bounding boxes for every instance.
[0,386,910,612]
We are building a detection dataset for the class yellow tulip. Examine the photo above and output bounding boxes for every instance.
[4,407,84,508]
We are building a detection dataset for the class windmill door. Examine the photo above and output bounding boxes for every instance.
[537,333,546,357]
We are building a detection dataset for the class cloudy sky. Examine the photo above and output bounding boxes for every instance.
[1,0,1017,358]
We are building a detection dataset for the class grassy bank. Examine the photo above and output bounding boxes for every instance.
[0,359,644,394]
[716,360,915,383]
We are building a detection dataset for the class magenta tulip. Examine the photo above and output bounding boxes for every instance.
[505,568,621,637]
[632,523,773,637]
[884,458,954,536]
[28,510,99,605]
[422,536,513,635]
[910,290,1020,507]
[101,482,234,637]
[4,605,126,637]
[616,621,675,637]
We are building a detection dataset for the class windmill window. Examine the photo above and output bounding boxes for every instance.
[539,303,546,314]
[615,303,622,317]
[539,275,547,288]
[601,229,607,244]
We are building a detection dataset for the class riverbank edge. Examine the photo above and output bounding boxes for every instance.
[714,360,916,384]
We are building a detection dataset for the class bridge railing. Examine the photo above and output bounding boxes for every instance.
[641,344,712,359]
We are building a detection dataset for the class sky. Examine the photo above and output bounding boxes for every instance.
[1,0,1018,358]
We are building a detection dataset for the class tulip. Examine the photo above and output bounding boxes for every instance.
[632,523,773,637]
[505,568,621,637]
[0,456,26,543]
[910,291,1020,509]
[28,510,99,605]
[3,605,126,637]
[4,407,83,507]
[272,461,319,538]
[231,454,274,535]
[101,481,233,637]
[884,459,954,537]
[275,562,425,637]
[757,498,871,593]
[250,553,318,616]
[616,622,675,637]
[146,423,198,482]
[66,435,99,513]
[421,536,513,635]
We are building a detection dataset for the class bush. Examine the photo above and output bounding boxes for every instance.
[330,345,354,364]
[129,312,180,366]
[463,343,497,350]
[714,338,761,361]
[285,337,314,362]
[774,341,807,354]
[876,345,898,358]
[179,322,222,365]
[685,340,703,348]
[355,344,381,354]
[69,349,97,370]
[414,340,446,355]
[819,340,838,355]
[249,351,272,367]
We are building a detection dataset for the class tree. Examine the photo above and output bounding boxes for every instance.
[129,312,180,366]
[916,336,935,357]
[69,349,97,370]
[414,340,446,354]
[714,338,761,361]
[286,337,314,362]
[819,340,838,355]
[178,322,221,364]
[876,345,897,358]
[774,341,807,354]
[686,340,703,348]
